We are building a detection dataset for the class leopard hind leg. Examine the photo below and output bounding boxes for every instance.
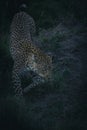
[23,74,45,93]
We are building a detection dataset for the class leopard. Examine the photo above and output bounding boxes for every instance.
[9,11,52,98]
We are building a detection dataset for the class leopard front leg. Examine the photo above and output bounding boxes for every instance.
[23,75,45,93]
[12,60,24,98]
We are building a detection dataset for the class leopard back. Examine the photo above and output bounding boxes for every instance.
[10,11,36,58]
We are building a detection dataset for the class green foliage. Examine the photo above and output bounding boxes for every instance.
[0,33,10,57]
[39,31,67,52]
[0,33,13,97]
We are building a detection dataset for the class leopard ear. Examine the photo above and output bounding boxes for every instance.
[19,4,28,12]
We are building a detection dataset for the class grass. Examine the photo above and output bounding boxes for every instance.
[0,96,39,130]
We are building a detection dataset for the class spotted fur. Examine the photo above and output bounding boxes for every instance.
[10,11,52,98]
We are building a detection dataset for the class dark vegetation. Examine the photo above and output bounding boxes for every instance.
[0,0,87,130]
